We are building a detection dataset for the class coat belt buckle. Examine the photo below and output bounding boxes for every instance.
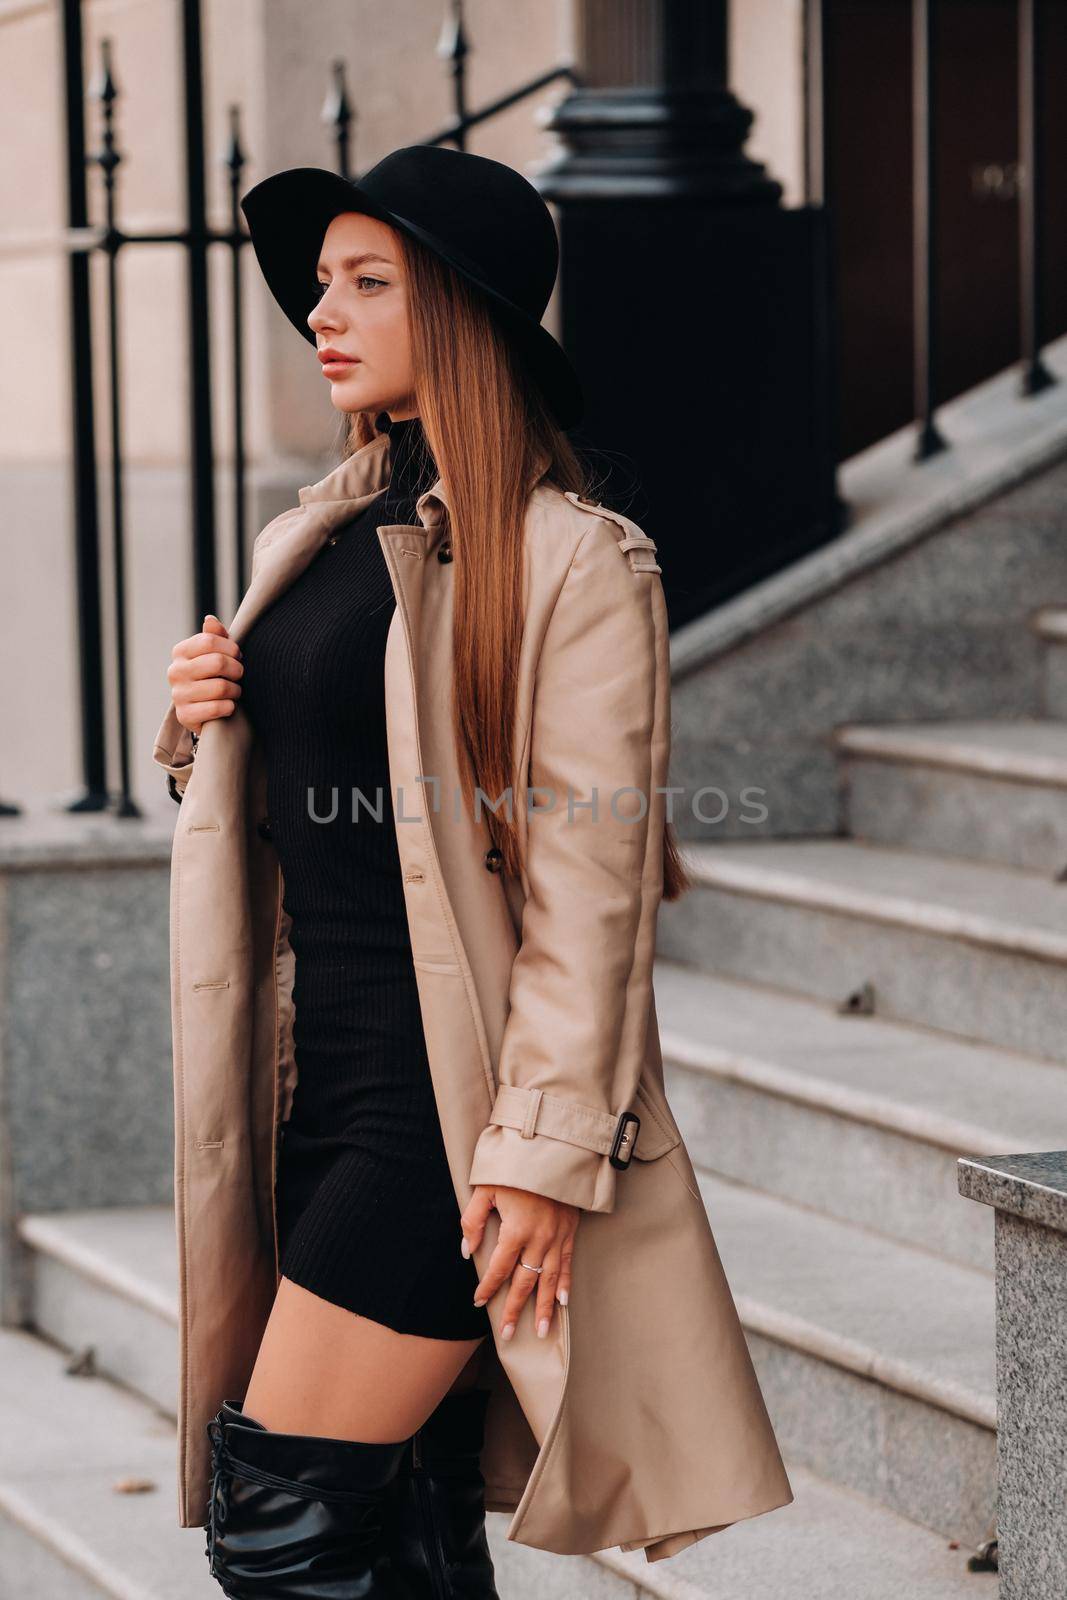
[609,1110,641,1170]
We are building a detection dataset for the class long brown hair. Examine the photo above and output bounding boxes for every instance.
[344,230,689,902]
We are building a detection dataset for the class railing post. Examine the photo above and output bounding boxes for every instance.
[90,40,141,817]
[911,0,947,461]
[59,0,107,814]
[226,106,249,597]
[802,0,846,535]
[181,0,218,630]
[1018,0,1055,398]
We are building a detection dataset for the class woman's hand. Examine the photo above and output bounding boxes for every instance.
[168,614,244,735]
[460,1184,578,1341]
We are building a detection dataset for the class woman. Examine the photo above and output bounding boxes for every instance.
[154,145,792,1597]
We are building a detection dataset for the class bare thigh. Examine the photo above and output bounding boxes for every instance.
[242,1276,488,1442]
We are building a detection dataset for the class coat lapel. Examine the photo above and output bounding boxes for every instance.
[227,430,450,646]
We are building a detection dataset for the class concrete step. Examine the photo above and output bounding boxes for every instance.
[700,1171,997,1547]
[0,1322,631,1600]
[836,717,1067,873]
[18,1205,177,1415]
[661,837,1067,1063]
[1032,605,1067,716]
[590,1463,997,1600]
[20,1191,996,1545]
[654,957,1067,1271]
[0,1324,192,1599]
[0,1324,995,1600]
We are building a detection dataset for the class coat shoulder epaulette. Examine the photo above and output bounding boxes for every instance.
[561,490,662,575]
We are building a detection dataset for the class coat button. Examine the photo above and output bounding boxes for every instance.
[437,542,453,563]
[484,846,503,873]
[257,815,273,841]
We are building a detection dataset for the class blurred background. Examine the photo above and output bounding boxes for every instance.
[3,1,1067,1595]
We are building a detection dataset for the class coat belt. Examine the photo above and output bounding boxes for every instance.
[487,1084,634,1157]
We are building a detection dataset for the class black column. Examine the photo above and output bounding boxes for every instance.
[536,0,839,626]
[540,0,781,205]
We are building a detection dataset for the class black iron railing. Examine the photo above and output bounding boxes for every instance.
[57,0,578,817]
[804,0,1058,466]
[910,0,946,460]
[1018,0,1055,398]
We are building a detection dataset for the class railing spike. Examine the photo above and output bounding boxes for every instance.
[225,102,246,176]
[322,58,354,179]
[90,36,118,107]
[225,102,249,598]
[437,0,469,149]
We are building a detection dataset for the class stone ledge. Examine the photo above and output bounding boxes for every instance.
[957,1151,1067,1233]
[1032,606,1067,642]
[833,718,1067,788]
[0,795,175,870]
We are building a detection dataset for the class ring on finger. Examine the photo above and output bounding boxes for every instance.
[519,1259,544,1274]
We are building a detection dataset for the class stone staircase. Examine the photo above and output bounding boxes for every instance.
[10,616,1066,1594]
[643,605,1067,1589]
[8,1205,996,1599]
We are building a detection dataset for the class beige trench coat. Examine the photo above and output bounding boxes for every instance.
[151,426,793,1564]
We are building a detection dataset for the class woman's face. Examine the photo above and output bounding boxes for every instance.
[308,211,416,420]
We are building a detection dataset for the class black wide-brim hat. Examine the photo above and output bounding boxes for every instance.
[240,145,583,430]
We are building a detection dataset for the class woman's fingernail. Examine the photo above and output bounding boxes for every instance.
[472,1295,485,1307]
[460,1237,470,1258]
[537,1318,550,1338]
[557,1288,569,1306]
[501,1322,515,1341]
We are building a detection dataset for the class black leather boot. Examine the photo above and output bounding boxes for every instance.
[204,1397,410,1597]
[386,1387,500,1600]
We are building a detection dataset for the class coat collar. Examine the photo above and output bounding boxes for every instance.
[296,427,450,530]
[228,428,449,645]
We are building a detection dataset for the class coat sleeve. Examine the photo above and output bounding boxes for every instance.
[466,511,668,1213]
[153,710,198,804]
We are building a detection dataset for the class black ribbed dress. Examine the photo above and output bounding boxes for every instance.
[238,414,492,1341]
